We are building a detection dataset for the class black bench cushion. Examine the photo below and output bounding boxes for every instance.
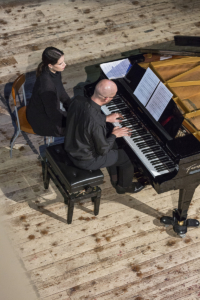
[45,143,104,193]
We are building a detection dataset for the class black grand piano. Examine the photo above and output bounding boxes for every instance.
[84,48,200,237]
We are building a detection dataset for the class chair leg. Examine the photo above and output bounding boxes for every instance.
[43,161,50,189]
[10,129,21,158]
[92,196,101,216]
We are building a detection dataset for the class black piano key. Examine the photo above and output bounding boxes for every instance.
[122,113,134,118]
[156,163,175,171]
[113,104,126,109]
[131,126,141,131]
[151,158,170,165]
[141,146,160,153]
[121,121,134,125]
[139,142,157,148]
[137,139,154,145]
[165,162,175,168]
[121,116,134,120]
[106,103,118,107]
[145,151,166,159]
[122,120,134,124]
[112,98,122,101]
[131,132,147,138]
[106,105,117,109]
[121,124,132,127]
[109,108,122,112]
[133,135,152,142]
[120,108,131,113]
[111,102,123,106]
[113,99,123,103]
[121,118,136,122]
[139,145,157,151]
[123,118,136,122]
[155,165,169,171]
[137,140,156,146]
[138,129,147,134]
[146,153,164,160]
[132,128,147,132]
[123,124,133,128]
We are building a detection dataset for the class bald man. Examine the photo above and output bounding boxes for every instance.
[64,79,144,194]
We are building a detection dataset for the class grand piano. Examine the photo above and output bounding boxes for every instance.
[84,46,200,237]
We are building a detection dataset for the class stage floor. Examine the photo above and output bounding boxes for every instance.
[1,0,200,299]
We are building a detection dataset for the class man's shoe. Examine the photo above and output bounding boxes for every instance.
[111,180,117,188]
[115,182,145,194]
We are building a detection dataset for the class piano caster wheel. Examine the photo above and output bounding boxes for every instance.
[160,216,173,226]
[178,233,186,238]
[160,210,200,236]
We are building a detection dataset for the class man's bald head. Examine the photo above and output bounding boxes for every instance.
[93,79,117,102]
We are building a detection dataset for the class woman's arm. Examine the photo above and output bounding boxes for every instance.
[60,88,72,110]
[59,73,72,110]
[41,91,66,127]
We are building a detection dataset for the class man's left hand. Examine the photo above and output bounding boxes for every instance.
[106,112,124,123]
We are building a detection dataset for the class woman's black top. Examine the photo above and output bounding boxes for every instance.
[26,68,71,136]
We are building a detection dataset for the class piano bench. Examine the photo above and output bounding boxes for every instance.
[43,143,104,224]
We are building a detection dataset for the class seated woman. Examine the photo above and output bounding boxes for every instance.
[27,47,71,137]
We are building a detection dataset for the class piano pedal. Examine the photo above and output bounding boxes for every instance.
[134,171,150,186]
[134,172,141,176]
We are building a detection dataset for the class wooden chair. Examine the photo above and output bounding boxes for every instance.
[10,74,55,157]
[10,74,35,157]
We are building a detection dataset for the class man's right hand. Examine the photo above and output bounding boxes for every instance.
[112,126,132,138]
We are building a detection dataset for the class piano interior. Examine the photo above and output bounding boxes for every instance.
[138,55,200,141]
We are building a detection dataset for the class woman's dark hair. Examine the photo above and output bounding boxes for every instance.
[36,47,64,77]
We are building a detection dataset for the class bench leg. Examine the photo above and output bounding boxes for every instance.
[67,200,74,224]
[44,162,50,189]
[92,196,100,216]
[92,187,101,216]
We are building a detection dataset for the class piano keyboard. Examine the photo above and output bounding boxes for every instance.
[101,95,178,177]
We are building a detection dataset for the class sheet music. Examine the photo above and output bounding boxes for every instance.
[133,67,160,106]
[100,59,132,79]
[146,82,173,121]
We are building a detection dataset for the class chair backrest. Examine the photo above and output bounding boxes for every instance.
[12,74,26,106]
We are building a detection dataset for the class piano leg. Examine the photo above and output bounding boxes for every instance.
[160,184,199,237]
